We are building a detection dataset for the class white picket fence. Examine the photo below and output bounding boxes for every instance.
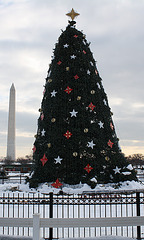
[0,214,144,240]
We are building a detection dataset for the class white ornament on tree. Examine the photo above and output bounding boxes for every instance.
[87,69,90,75]
[87,140,96,149]
[51,90,57,97]
[98,121,104,128]
[71,55,76,59]
[103,99,107,106]
[113,166,121,174]
[41,129,46,136]
[54,156,63,164]
[90,120,95,123]
[64,44,69,48]
[70,109,78,117]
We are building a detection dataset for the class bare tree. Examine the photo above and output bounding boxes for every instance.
[16,155,33,164]
[127,154,144,165]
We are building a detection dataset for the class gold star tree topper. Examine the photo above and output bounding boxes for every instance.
[66,8,80,21]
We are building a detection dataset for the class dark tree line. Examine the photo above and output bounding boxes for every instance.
[0,155,33,165]
[127,154,144,165]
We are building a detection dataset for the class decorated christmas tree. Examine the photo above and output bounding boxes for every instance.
[30,9,137,188]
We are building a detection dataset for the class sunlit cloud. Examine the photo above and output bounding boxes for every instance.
[16,130,34,138]
[133,103,144,109]
[109,97,124,106]
[121,146,144,156]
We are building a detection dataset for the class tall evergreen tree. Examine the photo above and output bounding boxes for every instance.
[30,10,137,188]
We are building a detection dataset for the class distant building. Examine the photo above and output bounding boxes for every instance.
[7,83,16,161]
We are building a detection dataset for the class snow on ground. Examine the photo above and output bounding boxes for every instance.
[0,178,144,194]
[0,236,32,240]
[6,172,29,177]
[0,236,136,240]
[60,237,135,240]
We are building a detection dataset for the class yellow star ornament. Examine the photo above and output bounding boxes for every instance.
[66,8,80,21]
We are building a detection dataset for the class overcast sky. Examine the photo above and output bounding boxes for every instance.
[0,0,144,158]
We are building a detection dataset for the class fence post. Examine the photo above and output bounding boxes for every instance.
[136,191,141,239]
[33,213,40,240]
[2,176,4,184]
[49,192,53,240]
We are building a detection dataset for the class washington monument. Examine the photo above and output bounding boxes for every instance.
[7,83,16,161]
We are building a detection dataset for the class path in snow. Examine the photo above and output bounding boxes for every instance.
[0,236,32,240]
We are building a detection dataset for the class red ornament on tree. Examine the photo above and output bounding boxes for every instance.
[95,70,98,75]
[57,61,62,65]
[110,122,114,130]
[64,130,72,139]
[64,86,73,94]
[32,145,36,153]
[107,140,114,148]
[83,50,86,54]
[40,154,48,166]
[41,113,44,120]
[88,102,95,111]
[84,164,93,173]
[51,178,63,188]
[74,75,79,80]
[74,34,78,38]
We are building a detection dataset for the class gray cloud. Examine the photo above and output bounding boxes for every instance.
[16,111,38,133]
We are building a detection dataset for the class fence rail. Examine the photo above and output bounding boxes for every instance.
[0,190,144,239]
[1,214,144,240]
[0,175,27,184]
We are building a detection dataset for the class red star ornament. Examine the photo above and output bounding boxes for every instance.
[74,34,78,38]
[57,61,62,65]
[64,86,73,94]
[64,130,72,139]
[84,164,93,173]
[110,122,114,130]
[51,178,63,188]
[40,154,48,166]
[88,102,95,111]
[41,113,44,120]
[32,145,36,153]
[74,75,79,80]
[107,140,114,148]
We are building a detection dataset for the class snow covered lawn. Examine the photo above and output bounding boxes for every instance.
[0,179,144,194]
